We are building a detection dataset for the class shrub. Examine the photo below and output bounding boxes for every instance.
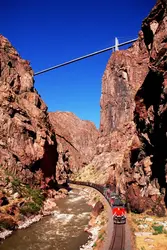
[93,242,97,248]
[0,217,16,230]
[12,178,21,192]
[20,202,40,215]
[12,178,20,187]
[19,186,44,216]
[152,225,164,234]
[25,185,45,206]
[98,233,103,239]
[0,221,11,229]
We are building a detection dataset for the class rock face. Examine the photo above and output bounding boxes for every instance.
[93,0,167,215]
[0,35,58,186]
[0,33,98,233]
[0,34,98,188]
[92,201,104,217]
[49,112,99,172]
[1,0,166,218]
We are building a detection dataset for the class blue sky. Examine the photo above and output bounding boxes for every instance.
[1,0,156,128]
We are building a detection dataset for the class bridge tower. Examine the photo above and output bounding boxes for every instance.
[115,37,119,51]
[112,37,119,52]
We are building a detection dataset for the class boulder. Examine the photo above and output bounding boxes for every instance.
[0,192,9,206]
[92,201,104,217]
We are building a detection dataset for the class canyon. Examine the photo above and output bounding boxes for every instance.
[92,0,167,215]
[49,111,98,174]
[0,0,167,237]
[73,0,167,216]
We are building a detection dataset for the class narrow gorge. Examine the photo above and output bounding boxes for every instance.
[0,0,167,249]
[79,0,167,216]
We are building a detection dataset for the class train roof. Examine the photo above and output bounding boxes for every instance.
[112,198,124,206]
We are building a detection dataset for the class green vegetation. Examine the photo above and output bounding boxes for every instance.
[25,185,45,206]
[152,225,164,235]
[4,169,45,206]
[0,220,16,230]
[98,232,104,241]
[0,167,47,233]
[98,233,103,239]
[19,185,45,215]
[20,202,41,215]
[0,221,11,230]
[93,242,97,248]
[2,170,45,216]
[12,178,21,187]
[11,178,21,192]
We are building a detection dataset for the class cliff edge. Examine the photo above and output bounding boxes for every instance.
[92,0,167,216]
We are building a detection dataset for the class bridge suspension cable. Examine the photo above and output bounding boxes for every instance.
[34,37,137,76]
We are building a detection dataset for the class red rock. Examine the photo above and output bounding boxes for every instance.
[92,0,167,215]
[0,35,58,186]
[0,213,17,230]
[92,201,104,217]
[6,204,19,216]
[49,112,99,173]
[1,0,167,218]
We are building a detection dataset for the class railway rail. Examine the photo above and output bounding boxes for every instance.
[68,180,126,250]
[110,224,125,250]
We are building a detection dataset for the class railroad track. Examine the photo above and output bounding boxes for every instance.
[110,224,125,250]
[69,180,126,250]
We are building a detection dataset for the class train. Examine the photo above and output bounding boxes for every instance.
[68,180,126,224]
[104,188,126,224]
[112,198,126,224]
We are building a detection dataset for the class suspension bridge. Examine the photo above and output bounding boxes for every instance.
[34,37,137,76]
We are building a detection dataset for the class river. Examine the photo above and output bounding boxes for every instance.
[0,189,92,250]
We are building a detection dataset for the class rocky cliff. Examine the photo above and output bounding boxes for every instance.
[0,35,63,232]
[0,35,59,187]
[92,0,167,215]
[0,35,99,231]
[49,111,99,173]
[0,0,166,223]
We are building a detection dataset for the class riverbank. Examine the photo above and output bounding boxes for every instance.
[0,188,92,250]
[0,192,66,241]
[1,184,113,250]
[70,184,113,250]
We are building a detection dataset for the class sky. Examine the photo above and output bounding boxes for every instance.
[1,0,156,128]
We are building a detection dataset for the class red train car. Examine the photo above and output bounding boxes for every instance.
[112,199,126,224]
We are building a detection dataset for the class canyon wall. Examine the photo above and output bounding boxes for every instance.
[93,0,167,215]
[1,0,166,217]
[0,35,99,229]
[49,111,99,173]
[0,35,60,187]
[0,35,98,188]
